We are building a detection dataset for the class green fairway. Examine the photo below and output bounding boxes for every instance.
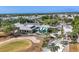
[0,40,32,52]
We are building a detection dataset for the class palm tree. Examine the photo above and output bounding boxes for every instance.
[47,43,60,52]
[61,25,64,40]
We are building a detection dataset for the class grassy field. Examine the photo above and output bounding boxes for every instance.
[0,40,32,52]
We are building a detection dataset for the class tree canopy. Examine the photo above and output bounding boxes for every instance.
[0,19,14,33]
[18,17,27,24]
[71,16,79,34]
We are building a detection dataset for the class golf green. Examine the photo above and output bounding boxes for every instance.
[0,40,32,52]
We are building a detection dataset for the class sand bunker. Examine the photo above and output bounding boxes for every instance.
[63,43,79,52]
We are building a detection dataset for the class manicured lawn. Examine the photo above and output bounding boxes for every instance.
[0,40,32,52]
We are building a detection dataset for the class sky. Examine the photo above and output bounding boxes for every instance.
[0,6,79,14]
